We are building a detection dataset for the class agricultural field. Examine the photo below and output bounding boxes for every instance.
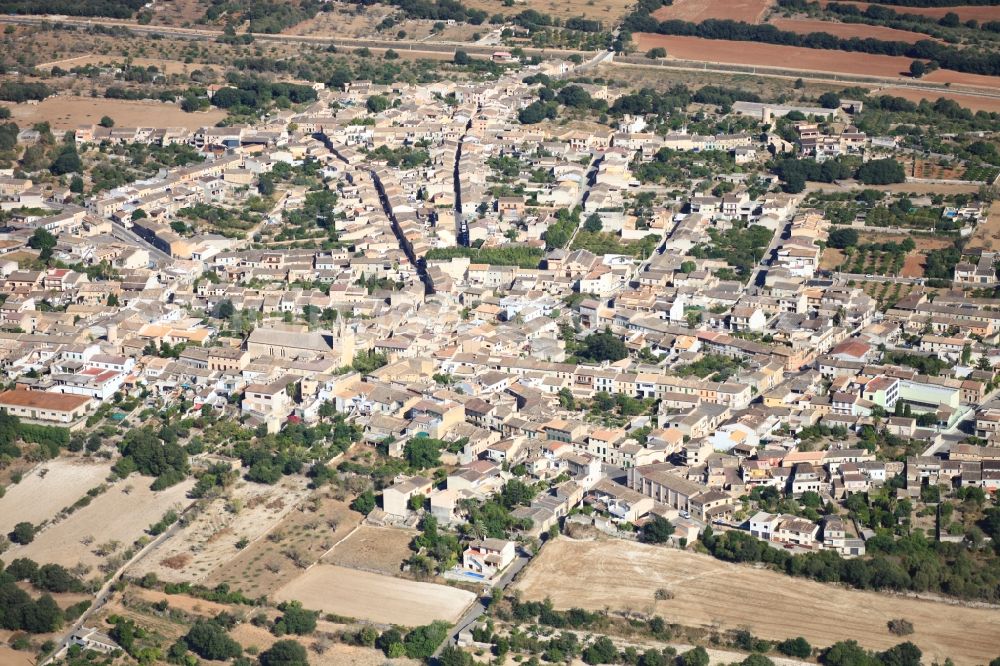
[0,96,227,131]
[465,0,637,23]
[0,458,111,535]
[515,539,1000,664]
[35,55,221,78]
[205,493,363,597]
[768,17,931,44]
[816,1,1000,23]
[909,158,966,181]
[130,477,313,584]
[323,524,417,575]
[652,0,774,24]
[633,33,917,78]
[6,476,195,570]
[274,564,475,626]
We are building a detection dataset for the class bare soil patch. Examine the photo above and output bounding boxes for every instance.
[653,0,774,24]
[274,564,475,626]
[820,247,845,270]
[324,525,421,575]
[0,646,34,666]
[769,17,930,43]
[6,476,194,570]
[0,96,227,131]
[634,34,916,78]
[817,1,1000,22]
[0,458,111,535]
[924,68,1000,89]
[515,539,1000,665]
[909,158,966,181]
[131,477,312,584]
[205,493,363,598]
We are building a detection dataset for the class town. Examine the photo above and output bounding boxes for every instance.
[0,2,999,666]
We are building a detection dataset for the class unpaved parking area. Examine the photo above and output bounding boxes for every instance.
[0,458,111,535]
[274,564,475,627]
[515,539,1000,665]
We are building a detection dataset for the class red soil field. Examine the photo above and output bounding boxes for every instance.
[924,68,1000,89]
[652,0,774,24]
[635,33,917,76]
[769,17,932,43]
[880,87,1000,113]
[817,0,1000,22]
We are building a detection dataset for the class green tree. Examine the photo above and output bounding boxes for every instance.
[49,145,82,175]
[99,115,115,128]
[680,646,710,666]
[366,95,390,113]
[580,330,627,362]
[583,212,603,233]
[583,636,617,665]
[260,639,309,665]
[909,60,926,78]
[10,521,35,544]
[818,92,841,109]
[351,489,376,514]
[778,637,812,658]
[402,622,449,659]
[275,601,318,635]
[28,228,57,262]
[439,644,474,666]
[641,515,674,544]
[183,621,242,661]
[404,437,442,469]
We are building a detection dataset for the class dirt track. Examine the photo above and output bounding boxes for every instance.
[514,539,1000,664]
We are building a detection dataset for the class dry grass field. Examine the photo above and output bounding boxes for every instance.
[515,539,1000,665]
[653,0,774,24]
[6,477,194,569]
[463,0,637,23]
[769,17,931,43]
[230,623,420,665]
[323,524,417,575]
[820,247,845,271]
[130,477,312,584]
[205,494,363,597]
[0,96,226,131]
[634,33,916,77]
[274,564,475,626]
[816,1,1000,22]
[35,55,220,77]
[0,458,111,535]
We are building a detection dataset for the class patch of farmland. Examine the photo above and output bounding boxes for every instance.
[6,476,195,570]
[653,0,774,24]
[514,539,1000,665]
[769,17,931,43]
[0,458,111,535]
[323,524,417,575]
[274,564,475,626]
[130,477,312,584]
